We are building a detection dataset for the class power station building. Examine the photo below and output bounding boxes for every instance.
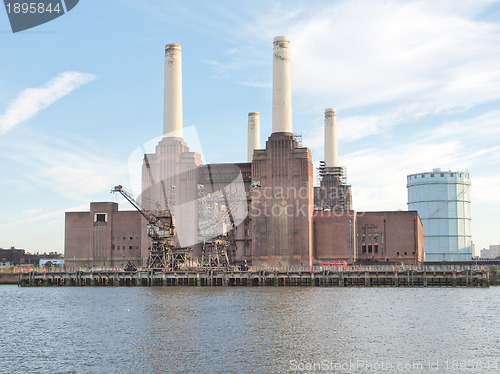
[407,169,472,261]
[65,37,424,269]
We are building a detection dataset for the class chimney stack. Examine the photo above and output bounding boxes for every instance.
[324,108,338,167]
[272,36,292,134]
[248,112,261,162]
[163,44,183,138]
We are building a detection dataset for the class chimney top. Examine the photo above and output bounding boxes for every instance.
[273,36,290,47]
[248,112,260,116]
[274,36,290,42]
[165,44,181,55]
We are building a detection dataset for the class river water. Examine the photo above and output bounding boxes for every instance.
[0,286,498,373]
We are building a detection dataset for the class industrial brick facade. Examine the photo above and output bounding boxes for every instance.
[65,202,144,268]
[313,211,357,263]
[251,132,314,268]
[65,204,423,267]
[355,211,423,265]
[141,136,202,251]
[311,210,423,265]
[64,36,424,268]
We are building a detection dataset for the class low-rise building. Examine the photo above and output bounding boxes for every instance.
[480,245,500,259]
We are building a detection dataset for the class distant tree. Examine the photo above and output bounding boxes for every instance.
[44,261,53,269]
[489,265,498,274]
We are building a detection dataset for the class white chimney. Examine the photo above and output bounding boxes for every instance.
[324,108,338,167]
[248,112,261,162]
[163,44,183,138]
[272,36,292,134]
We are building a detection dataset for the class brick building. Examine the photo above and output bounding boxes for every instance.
[65,202,144,268]
[251,132,314,268]
[65,36,423,268]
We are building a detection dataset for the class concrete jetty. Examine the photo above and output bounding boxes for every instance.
[18,267,490,287]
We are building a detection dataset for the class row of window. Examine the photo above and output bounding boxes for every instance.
[112,245,139,250]
[361,245,378,253]
[361,247,416,257]
[112,236,139,241]
[410,173,465,179]
[361,235,378,242]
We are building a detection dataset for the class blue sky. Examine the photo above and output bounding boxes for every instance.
[1,0,499,255]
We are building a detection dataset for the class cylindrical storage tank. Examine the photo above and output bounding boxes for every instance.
[407,169,472,261]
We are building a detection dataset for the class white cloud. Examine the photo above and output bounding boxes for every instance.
[346,141,462,211]
[303,109,418,149]
[21,208,43,215]
[0,71,96,135]
[0,129,129,202]
[336,110,500,212]
[196,0,500,121]
[473,176,500,204]
[0,204,88,229]
[285,0,500,114]
[417,110,500,144]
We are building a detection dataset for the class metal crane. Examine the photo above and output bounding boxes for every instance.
[111,185,190,271]
[112,172,259,271]
[197,181,261,269]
